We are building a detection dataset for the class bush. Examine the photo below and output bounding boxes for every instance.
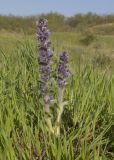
[80,31,96,46]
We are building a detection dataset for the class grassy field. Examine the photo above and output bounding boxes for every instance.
[0,31,114,159]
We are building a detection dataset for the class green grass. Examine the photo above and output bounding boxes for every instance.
[0,32,114,159]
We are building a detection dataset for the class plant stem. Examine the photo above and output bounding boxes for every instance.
[56,88,64,136]
[44,95,54,134]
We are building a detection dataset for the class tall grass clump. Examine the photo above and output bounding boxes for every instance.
[0,19,114,159]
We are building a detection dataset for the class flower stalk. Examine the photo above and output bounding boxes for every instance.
[36,18,54,133]
[56,52,70,136]
[56,88,64,135]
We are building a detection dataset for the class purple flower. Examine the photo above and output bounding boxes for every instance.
[36,19,47,29]
[36,19,53,97]
[60,52,68,62]
[57,52,70,88]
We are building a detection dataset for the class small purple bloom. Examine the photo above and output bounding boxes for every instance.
[60,52,68,62]
[36,19,47,28]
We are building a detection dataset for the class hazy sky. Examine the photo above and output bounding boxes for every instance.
[0,0,114,16]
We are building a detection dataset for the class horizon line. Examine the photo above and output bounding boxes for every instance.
[0,11,114,18]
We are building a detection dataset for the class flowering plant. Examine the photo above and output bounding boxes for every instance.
[36,19,70,136]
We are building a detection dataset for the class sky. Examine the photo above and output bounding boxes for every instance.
[0,0,114,17]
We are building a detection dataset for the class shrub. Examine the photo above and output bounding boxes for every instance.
[80,31,96,46]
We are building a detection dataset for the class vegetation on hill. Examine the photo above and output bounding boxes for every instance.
[1,12,114,34]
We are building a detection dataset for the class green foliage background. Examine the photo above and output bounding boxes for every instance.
[1,12,114,34]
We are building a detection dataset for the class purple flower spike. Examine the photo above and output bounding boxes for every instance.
[36,19,53,98]
[57,52,70,88]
